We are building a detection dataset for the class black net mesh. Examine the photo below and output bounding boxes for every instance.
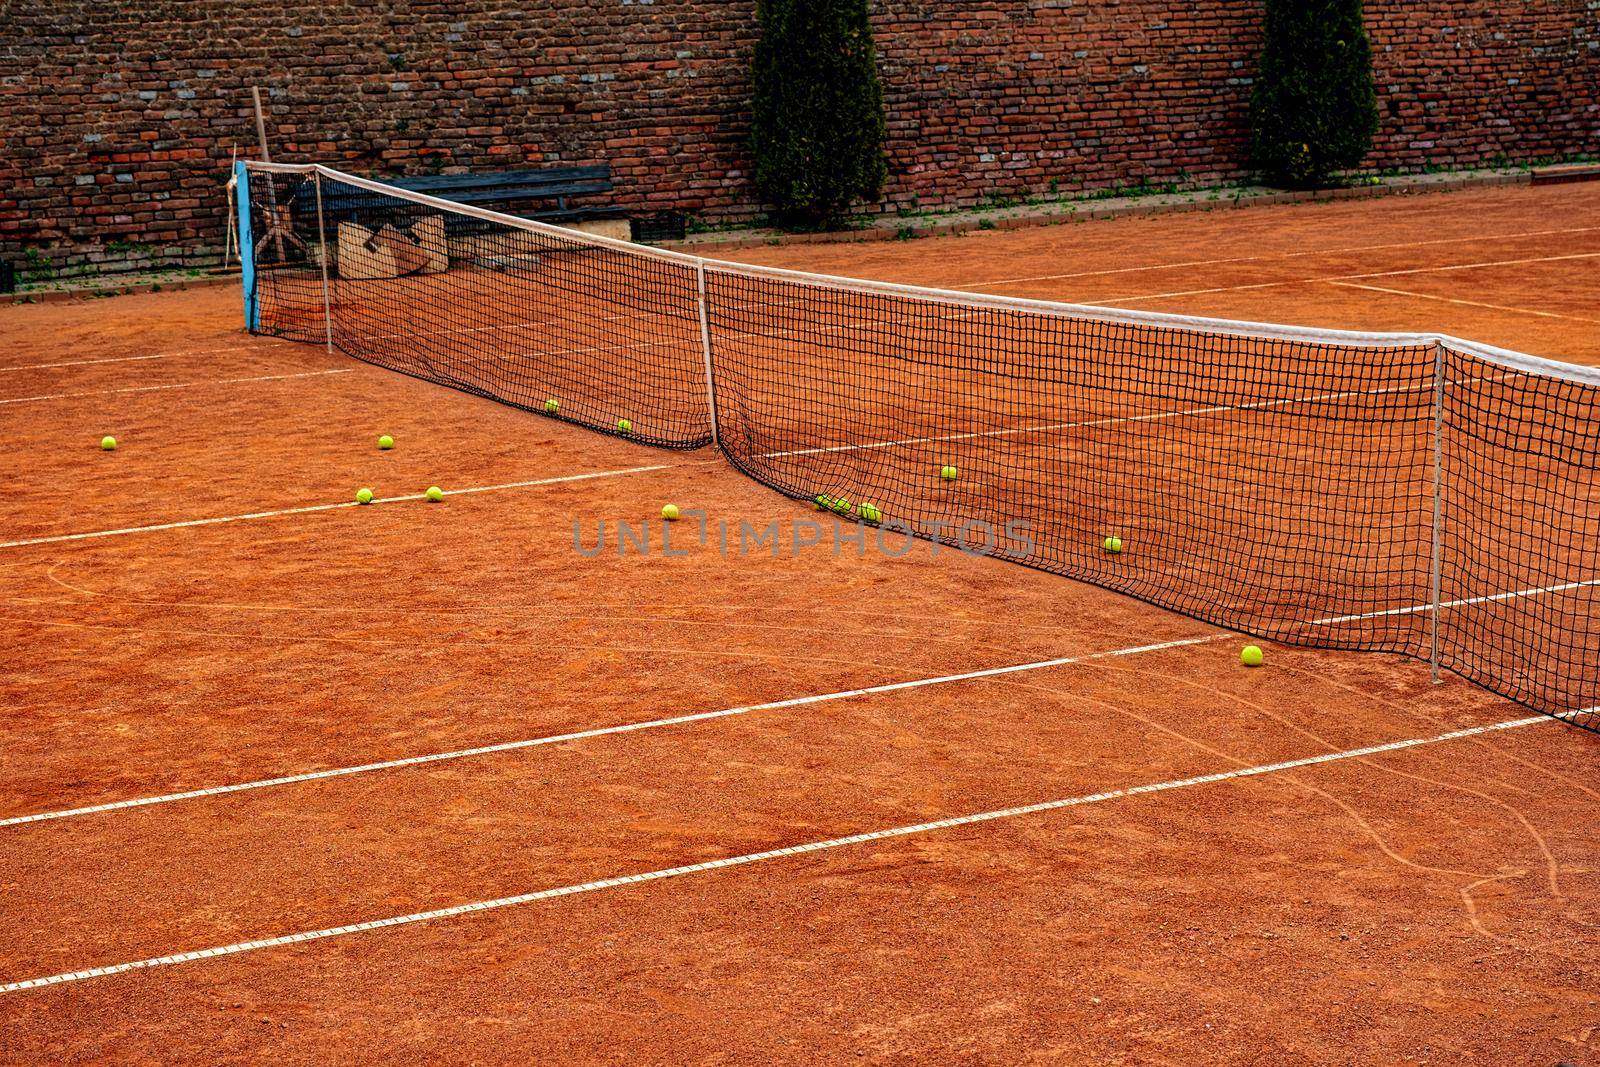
[708,271,1438,656]
[246,169,710,449]
[243,165,1598,731]
[1438,353,1599,719]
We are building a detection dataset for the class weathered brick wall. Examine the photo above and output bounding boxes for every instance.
[1,1,1595,276]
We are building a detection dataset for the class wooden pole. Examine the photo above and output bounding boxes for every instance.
[251,86,272,163]
[251,86,287,262]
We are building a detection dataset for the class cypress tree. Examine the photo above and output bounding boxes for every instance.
[750,0,888,228]
[1250,0,1380,188]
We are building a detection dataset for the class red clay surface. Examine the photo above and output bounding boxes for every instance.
[1,183,1597,1064]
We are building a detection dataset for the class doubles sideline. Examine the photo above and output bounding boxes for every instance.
[0,712,1552,994]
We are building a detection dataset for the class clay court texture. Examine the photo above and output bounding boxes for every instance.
[2,181,1598,1062]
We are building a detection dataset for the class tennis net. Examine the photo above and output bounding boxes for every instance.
[237,161,1599,730]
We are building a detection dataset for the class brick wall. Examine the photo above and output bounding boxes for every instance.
[1,1,1595,276]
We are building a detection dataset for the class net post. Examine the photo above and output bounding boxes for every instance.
[695,258,720,449]
[233,160,259,332]
[313,170,335,354]
[1430,339,1446,685]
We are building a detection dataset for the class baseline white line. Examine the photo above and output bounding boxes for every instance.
[961,226,1600,288]
[0,464,680,551]
[0,713,1552,993]
[1329,282,1600,325]
[0,634,1225,828]
[0,369,354,407]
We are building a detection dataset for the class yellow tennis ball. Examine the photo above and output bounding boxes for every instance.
[832,496,851,514]
[940,465,959,481]
[425,486,444,502]
[661,503,680,521]
[356,488,374,505]
[378,435,395,450]
[617,418,633,433]
[545,398,559,413]
[99,436,117,451]
[1103,536,1123,554]
[859,503,881,523]
[1241,645,1264,668]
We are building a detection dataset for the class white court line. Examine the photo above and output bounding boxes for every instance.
[1329,282,1600,325]
[962,226,1600,288]
[0,341,300,376]
[0,355,168,373]
[0,369,354,407]
[1309,577,1600,626]
[0,464,679,551]
[1093,251,1600,306]
[0,712,1552,994]
[0,634,1225,828]
[4,569,1588,828]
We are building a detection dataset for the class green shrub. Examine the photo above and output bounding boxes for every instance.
[751,0,887,229]
[1250,0,1379,188]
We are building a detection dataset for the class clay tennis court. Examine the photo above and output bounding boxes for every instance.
[2,181,1598,1062]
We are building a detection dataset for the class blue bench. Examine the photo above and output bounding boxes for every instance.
[301,164,625,230]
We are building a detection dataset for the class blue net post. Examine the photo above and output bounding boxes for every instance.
[234,160,259,332]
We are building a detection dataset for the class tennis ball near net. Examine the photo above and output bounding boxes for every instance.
[859,502,882,523]
[99,436,118,451]
[545,398,559,413]
[425,486,444,503]
[617,418,633,434]
[378,435,395,450]
[661,503,680,521]
[1241,645,1264,668]
[1103,536,1123,554]
[356,488,374,505]
[940,465,959,481]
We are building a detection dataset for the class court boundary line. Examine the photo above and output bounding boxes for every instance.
[1328,281,1600,325]
[0,634,1225,828]
[0,369,355,407]
[0,464,683,550]
[0,355,168,373]
[958,225,1600,289]
[0,712,1552,994]
[6,571,1586,830]
[0,341,303,376]
[1094,251,1600,307]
